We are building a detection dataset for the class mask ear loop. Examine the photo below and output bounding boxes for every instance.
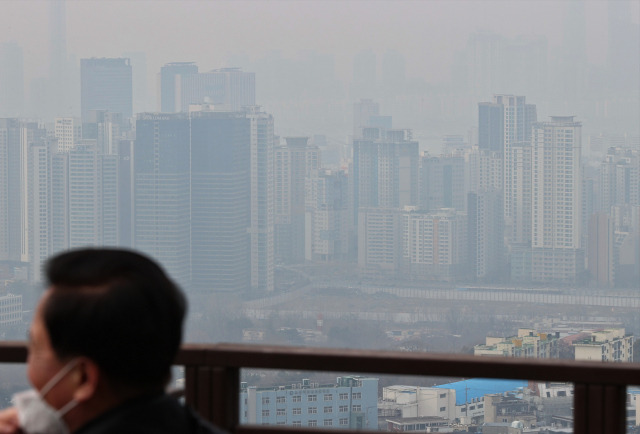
[40,359,80,398]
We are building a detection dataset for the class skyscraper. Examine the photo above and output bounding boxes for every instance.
[274,137,320,264]
[246,106,275,292]
[190,110,251,292]
[419,154,466,212]
[352,128,419,211]
[0,120,46,262]
[478,95,536,252]
[134,113,191,288]
[530,116,583,283]
[177,68,255,112]
[80,58,132,124]
[0,42,24,117]
[159,62,198,113]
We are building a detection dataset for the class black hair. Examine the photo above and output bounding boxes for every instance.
[43,248,186,390]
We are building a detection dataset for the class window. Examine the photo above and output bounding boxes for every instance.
[261,397,270,405]
[308,394,317,402]
[308,420,317,427]
[352,392,361,399]
[440,407,446,412]
[340,418,349,426]
[324,419,333,426]
[276,396,286,404]
[276,409,286,416]
[292,395,301,403]
[324,406,333,413]
[262,410,270,417]
[324,394,333,401]
[352,405,361,412]
[292,421,301,427]
[339,393,348,400]
[293,408,302,415]
[339,405,348,412]
[309,407,317,414]
[439,393,446,398]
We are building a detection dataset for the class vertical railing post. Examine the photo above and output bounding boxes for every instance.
[211,366,240,431]
[574,382,626,434]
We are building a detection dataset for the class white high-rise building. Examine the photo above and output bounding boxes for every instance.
[54,117,81,152]
[531,116,583,282]
[246,107,275,292]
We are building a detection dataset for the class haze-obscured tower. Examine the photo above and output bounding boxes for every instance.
[274,137,320,264]
[190,111,251,292]
[81,58,132,124]
[159,62,198,113]
[246,107,275,292]
[0,42,24,117]
[177,68,255,112]
[134,113,191,289]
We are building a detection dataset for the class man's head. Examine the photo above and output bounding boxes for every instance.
[29,248,186,399]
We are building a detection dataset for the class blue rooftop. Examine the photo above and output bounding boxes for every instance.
[434,378,528,405]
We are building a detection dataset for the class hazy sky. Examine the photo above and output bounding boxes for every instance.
[1,0,637,87]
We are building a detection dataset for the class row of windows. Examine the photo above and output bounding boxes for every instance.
[263,392,361,405]
[267,404,362,417]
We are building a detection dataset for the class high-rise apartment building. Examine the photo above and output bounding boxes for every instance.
[80,58,132,123]
[599,147,639,213]
[246,107,275,292]
[54,117,81,152]
[66,143,117,249]
[402,208,467,281]
[352,128,419,211]
[530,116,583,283]
[478,95,536,226]
[305,169,349,262]
[358,207,402,274]
[274,137,320,264]
[26,140,51,282]
[0,120,46,262]
[468,190,504,280]
[419,154,466,212]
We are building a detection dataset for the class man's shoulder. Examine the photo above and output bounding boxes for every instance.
[76,394,228,434]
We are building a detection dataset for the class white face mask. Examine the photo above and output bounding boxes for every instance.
[13,360,80,434]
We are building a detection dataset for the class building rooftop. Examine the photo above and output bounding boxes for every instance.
[434,378,528,405]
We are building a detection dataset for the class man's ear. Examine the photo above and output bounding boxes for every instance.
[71,358,101,403]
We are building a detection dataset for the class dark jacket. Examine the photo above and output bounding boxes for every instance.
[74,393,228,434]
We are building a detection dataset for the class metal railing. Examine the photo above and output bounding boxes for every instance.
[1,341,638,433]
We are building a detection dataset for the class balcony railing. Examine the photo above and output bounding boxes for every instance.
[1,341,638,433]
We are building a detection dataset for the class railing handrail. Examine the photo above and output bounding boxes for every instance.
[2,340,638,385]
[176,342,640,385]
[1,341,637,433]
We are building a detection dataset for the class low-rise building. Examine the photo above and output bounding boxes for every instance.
[240,376,377,429]
[474,329,560,359]
[573,328,633,362]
